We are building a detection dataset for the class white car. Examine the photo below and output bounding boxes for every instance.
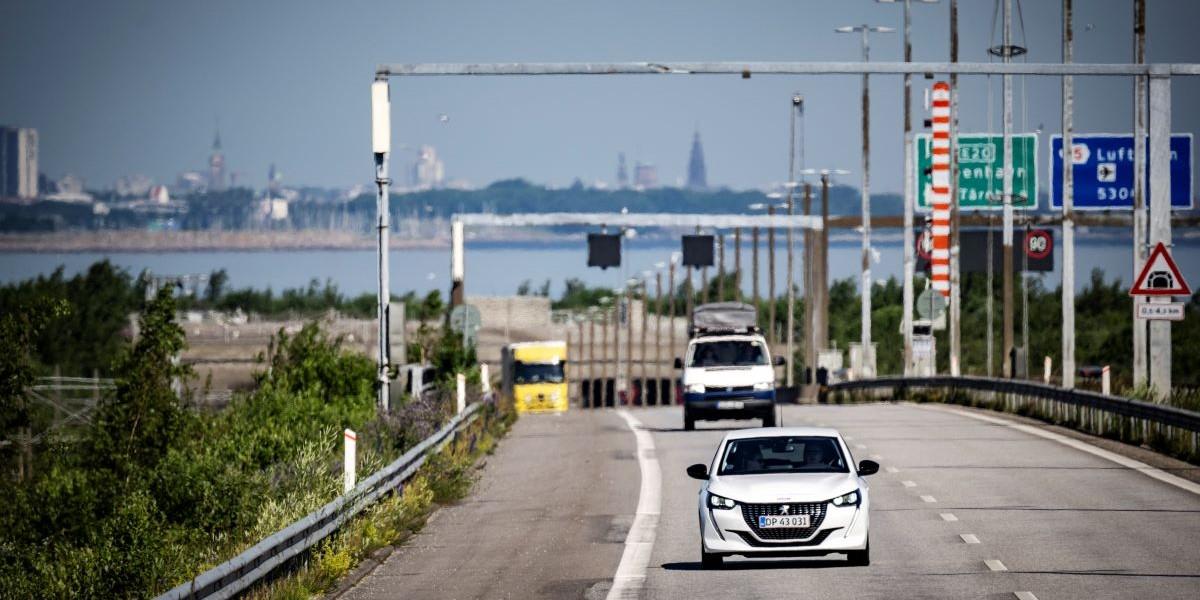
[687,427,878,568]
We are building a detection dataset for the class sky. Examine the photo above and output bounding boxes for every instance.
[2,0,1199,194]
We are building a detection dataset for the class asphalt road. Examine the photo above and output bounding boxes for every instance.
[343,403,1200,599]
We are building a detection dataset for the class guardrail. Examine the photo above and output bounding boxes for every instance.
[822,376,1200,460]
[157,401,485,600]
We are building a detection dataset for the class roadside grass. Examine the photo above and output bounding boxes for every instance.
[245,398,516,600]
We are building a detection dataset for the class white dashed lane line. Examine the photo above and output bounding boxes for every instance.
[901,480,917,488]
[939,513,958,522]
[960,534,981,544]
[985,559,1008,572]
[1013,592,1039,600]
[854,443,867,450]
[920,495,937,503]
[885,466,899,474]
[868,453,883,460]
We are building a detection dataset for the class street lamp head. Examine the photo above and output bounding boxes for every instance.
[870,26,897,33]
[791,94,803,106]
[834,26,857,33]
[765,192,784,200]
[748,202,767,210]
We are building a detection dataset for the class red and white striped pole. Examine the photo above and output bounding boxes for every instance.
[930,82,952,298]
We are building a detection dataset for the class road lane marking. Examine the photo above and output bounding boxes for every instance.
[854,443,867,450]
[960,534,980,544]
[920,495,937,503]
[609,410,661,600]
[985,559,1008,572]
[901,480,917,488]
[940,513,958,522]
[885,466,900,474]
[844,436,855,441]
[869,453,883,460]
[923,404,1200,497]
[1013,592,1038,600]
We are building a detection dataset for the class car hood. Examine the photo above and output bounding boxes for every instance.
[683,365,774,387]
[708,472,858,503]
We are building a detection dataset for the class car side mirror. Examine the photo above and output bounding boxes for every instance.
[857,459,879,477]
[686,463,709,480]
[674,357,684,370]
[772,355,786,366]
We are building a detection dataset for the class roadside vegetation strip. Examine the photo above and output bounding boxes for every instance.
[608,410,662,600]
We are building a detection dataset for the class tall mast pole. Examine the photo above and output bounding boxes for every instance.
[1002,0,1015,378]
[1062,0,1076,389]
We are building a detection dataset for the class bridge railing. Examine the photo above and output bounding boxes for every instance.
[821,376,1200,463]
[155,401,486,600]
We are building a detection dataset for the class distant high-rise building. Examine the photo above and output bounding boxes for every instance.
[686,130,707,190]
[412,145,445,190]
[208,129,226,191]
[1,127,39,201]
[616,152,629,188]
[633,162,658,190]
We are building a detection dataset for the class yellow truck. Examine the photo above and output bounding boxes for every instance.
[501,341,568,413]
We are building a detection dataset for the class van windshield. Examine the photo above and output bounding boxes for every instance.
[514,362,564,384]
[688,340,767,367]
[719,436,848,475]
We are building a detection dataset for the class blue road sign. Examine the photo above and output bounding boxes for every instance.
[1050,134,1193,210]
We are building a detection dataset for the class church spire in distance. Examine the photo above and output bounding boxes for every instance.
[686,129,707,190]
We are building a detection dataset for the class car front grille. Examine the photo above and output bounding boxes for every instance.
[740,502,827,541]
[730,528,838,548]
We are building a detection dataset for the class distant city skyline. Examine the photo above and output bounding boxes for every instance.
[3,0,1200,194]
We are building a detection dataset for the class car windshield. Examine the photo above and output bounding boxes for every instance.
[688,340,767,367]
[718,436,848,475]
[514,362,564,384]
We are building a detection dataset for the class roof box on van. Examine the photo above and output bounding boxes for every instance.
[690,302,759,336]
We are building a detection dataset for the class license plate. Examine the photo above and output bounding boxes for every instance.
[758,515,811,529]
[717,400,744,410]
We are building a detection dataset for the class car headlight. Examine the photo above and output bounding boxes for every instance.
[686,383,705,394]
[707,492,737,510]
[830,489,861,507]
[752,382,773,391]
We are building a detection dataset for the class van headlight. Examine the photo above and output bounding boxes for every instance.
[753,382,773,391]
[686,383,705,394]
[707,492,737,510]
[830,490,861,507]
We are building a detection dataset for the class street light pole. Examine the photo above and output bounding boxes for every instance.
[786,93,803,387]
[668,256,679,404]
[1063,0,1076,389]
[655,266,664,405]
[1002,0,1015,378]
[1132,0,1148,387]
[837,23,894,378]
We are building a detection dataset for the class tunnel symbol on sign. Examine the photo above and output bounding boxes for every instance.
[1097,162,1117,182]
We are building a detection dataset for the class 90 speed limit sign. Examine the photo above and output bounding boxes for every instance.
[1025,229,1052,260]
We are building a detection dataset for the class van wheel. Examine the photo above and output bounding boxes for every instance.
[684,416,695,431]
[762,410,777,427]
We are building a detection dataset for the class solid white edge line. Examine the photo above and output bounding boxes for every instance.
[608,410,662,600]
[921,404,1200,497]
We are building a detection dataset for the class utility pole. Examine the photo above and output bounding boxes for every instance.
[803,182,815,393]
[717,233,726,302]
[640,276,648,404]
[1001,0,1015,378]
[1148,74,1173,397]
[949,0,962,376]
[799,168,847,368]
[752,225,760,309]
[837,24,893,378]
[588,309,596,407]
[1062,0,1076,388]
[625,282,633,404]
[655,268,663,405]
[668,258,678,404]
[880,0,938,377]
[370,80,392,411]
[786,93,803,387]
[733,228,743,301]
[767,203,777,345]
[1132,0,1148,387]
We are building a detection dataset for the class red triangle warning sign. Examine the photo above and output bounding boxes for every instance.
[1130,242,1192,296]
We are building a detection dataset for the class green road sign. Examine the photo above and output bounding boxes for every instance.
[915,133,1038,210]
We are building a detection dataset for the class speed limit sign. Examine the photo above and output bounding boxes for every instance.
[1025,229,1052,260]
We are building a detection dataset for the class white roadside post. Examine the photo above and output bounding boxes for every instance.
[1043,356,1052,385]
[1101,365,1112,396]
[456,372,467,414]
[343,428,357,494]
[480,363,491,394]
